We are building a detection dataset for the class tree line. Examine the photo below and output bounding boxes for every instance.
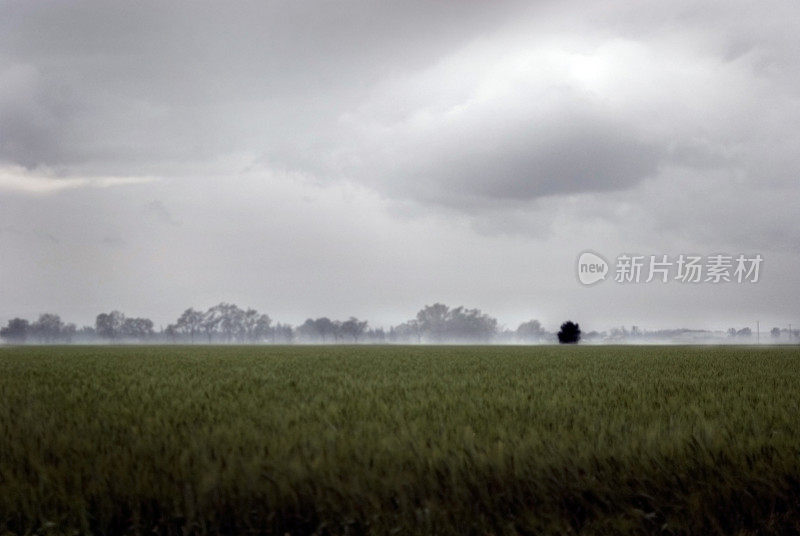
[0,303,562,344]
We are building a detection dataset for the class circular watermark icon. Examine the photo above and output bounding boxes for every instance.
[576,251,609,286]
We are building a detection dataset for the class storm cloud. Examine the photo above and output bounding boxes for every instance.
[1,0,799,331]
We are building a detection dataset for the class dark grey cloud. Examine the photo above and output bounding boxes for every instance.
[0,0,528,173]
[251,0,800,212]
[1,0,799,331]
[2,0,797,205]
[0,60,78,168]
[366,113,663,210]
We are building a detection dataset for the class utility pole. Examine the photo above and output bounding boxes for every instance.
[756,320,760,344]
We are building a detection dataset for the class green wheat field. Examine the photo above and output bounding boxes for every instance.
[1,345,799,535]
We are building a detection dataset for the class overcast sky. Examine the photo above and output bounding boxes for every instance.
[1,0,798,333]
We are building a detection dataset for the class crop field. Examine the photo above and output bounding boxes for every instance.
[1,345,800,535]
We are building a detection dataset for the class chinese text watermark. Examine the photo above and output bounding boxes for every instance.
[577,252,762,286]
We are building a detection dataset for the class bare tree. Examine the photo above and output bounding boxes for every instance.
[176,308,204,343]
[202,308,222,343]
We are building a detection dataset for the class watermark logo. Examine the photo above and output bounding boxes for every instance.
[577,251,609,285]
[577,253,762,285]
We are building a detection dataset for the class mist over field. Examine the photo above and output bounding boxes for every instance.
[2,301,796,346]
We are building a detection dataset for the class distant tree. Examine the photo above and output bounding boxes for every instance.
[207,303,244,342]
[771,327,781,338]
[610,326,628,339]
[0,318,30,343]
[332,320,344,342]
[736,327,752,337]
[447,306,497,342]
[253,313,273,342]
[165,324,178,343]
[583,330,602,341]
[202,307,222,343]
[416,303,450,341]
[517,319,546,342]
[31,313,66,343]
[95,311,153,341]
[62,323,77,343]
[557,321,581,344]
[176,308,204,343]
[314,317,336,343]
[76,326,96,342]
[121,317,154,340]
[295,317,340,343]
[273,323,293,343]
[240,309,258,342]
[367,327,386,343]
[297,319,318,342]
[413,303,497,342]
[96,311,125,340]
[340,317,368,342]
[391,320,422,343]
